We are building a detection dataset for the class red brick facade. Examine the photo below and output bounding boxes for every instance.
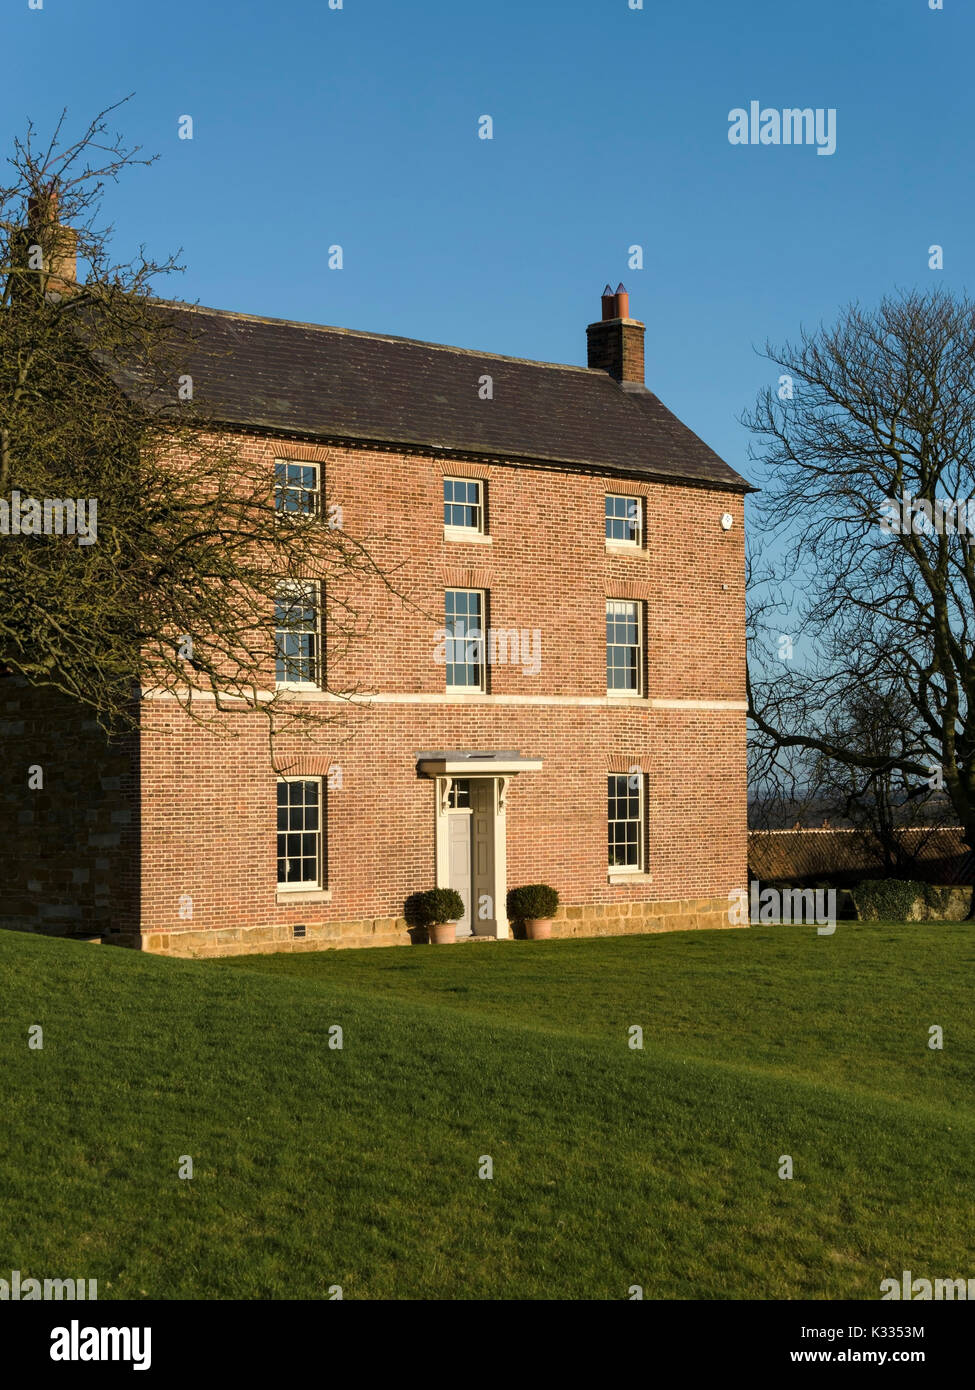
[1,296,749,957]
[131,435,747,955]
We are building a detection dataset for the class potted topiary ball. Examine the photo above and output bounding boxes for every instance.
[506,884,559,940]
[404,887,466,945]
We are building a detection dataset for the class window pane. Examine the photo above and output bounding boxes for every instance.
[447,778,471,808]
[277,780,323,886]
[444,478,483,530]
[445,590,484,688]
[608,773,643,869]
[606,495,641,543]
[275,461,320,515]
[275,583,320,685]
[606,600,641,694]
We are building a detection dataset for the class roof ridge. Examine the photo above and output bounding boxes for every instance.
[155,299,596,375]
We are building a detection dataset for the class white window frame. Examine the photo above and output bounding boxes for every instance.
[274,580,322,690]
[607,772,645,874]
[443,477,488,540]
[605,494,643,549]
[275,459,321,518]
[276,777,325,890]
[445,588,487,692]
[606,599,644,697]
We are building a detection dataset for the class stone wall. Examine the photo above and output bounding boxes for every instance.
[138,916,408,958]
[549,896,736,938]
[137,895,740,957]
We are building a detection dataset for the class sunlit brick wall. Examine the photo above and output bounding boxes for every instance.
[136,433,747,950]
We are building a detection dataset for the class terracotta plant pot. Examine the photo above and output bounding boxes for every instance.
[525,917,552,940]
[428,921,457,945]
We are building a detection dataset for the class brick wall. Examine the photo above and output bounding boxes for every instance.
[134,432,747,954]
[0,676,139,939]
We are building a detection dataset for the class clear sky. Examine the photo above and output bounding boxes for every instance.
[1,0,970,492]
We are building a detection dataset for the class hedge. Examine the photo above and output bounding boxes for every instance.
[852,879,969,922]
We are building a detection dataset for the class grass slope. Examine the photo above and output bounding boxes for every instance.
[1,923,972,1300]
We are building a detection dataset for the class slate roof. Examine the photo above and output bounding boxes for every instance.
[134,302,751,492]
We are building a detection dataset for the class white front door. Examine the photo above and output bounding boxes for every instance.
[447,800,473,936]
[445,778,497,937]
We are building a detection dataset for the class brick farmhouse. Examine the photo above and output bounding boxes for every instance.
[1,284,751,956]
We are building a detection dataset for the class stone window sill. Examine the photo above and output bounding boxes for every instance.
[444,527,492,544]
[275,888,332,904]
[608,872,653,885]
[605,543,644,556]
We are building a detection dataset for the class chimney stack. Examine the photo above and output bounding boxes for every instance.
[27,185,78,298]
[587,282,644,385]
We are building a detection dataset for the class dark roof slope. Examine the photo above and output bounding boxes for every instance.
[136,303,751,492]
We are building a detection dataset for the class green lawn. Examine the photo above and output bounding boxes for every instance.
[1,923,972,1300]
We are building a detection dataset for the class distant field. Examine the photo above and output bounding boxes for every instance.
[1,922,972,1299]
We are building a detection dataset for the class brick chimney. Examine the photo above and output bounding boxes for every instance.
[586,282,645,385]
[26,186,78,298]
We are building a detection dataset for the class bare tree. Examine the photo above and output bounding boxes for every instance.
[0,103,402,753]
[745,288,975,900]
[811,684,950,871]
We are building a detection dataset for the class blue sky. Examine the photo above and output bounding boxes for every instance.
[1,0,971,490]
